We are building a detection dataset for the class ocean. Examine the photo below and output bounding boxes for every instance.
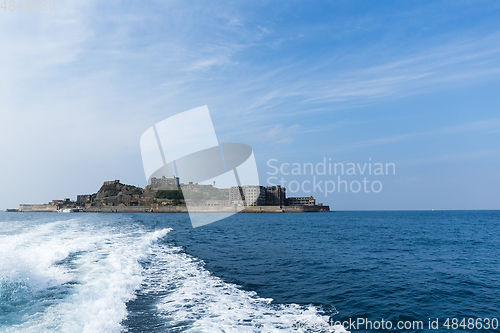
[0,211,499,332]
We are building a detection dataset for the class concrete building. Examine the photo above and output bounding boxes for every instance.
[286,196,316,206]
[243,186,267,206]
[77,195,92,206]
[150,176,180,188]
[265,185,286,206]
[229,185,265,206]
[104,180,120,186]
[228,185,286,206]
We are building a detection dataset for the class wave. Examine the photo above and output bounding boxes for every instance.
[138,242,342,332]
[1,217,346,333]
[0,217,171,333]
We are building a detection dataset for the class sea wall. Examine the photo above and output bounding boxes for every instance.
[241,205,330,213]
[19,204,58,212]
[84,205,233,213]
[19,204,330,213]
[83,206,187,213]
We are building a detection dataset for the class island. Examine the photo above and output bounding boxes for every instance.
[8,176,330,213]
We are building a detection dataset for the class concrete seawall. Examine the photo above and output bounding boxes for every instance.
[84,206,188,213]
[241,205,330,213]
[16,204,330,213]
[19,204,58,212]
[82,205,330,213]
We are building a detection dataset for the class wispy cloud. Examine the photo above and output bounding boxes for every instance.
[217,32,500,122]
[2,1,500,209]
[328,118,500,152]
[401,148,500,166]
[262,124,300,146]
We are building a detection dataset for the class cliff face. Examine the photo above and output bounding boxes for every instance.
[90,181,147,206]
[95,181,144,198]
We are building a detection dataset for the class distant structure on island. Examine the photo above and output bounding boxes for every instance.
[150,175,180,188]
[228,184,286,206]
[11,176,330,213]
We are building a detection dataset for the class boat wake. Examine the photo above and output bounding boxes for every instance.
[0,216,344,332]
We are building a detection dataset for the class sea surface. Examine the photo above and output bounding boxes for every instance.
[0,211,499,332]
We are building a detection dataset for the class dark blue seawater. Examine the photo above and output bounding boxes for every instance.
[1,211,499,332]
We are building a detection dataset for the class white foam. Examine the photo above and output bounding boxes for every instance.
[149,244,343,332]
[0,219,101,291]
[1,218,347,333]
[48,228,172,333]
[1,217,172,333]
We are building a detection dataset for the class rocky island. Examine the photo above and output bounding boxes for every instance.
[10,176,330,213]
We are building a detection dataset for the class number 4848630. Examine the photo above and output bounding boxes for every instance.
[443,318,499,330]
[1,0,55,11]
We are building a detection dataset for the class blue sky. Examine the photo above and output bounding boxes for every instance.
[1,0,500,210]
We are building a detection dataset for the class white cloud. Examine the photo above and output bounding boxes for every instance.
[263,124,300,146]
[229,18,243,26]
[1,1,500,209]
